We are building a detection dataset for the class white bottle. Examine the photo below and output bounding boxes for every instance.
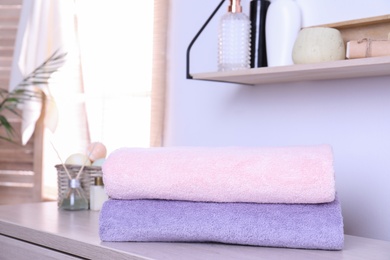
[218,0,251,71]
[265,0,301,67]
[89,176,109,211]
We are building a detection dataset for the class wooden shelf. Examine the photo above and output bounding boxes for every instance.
[191,56,390,85]
[190,15,390,85]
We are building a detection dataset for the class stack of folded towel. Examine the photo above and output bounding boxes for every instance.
[99,144,344,250]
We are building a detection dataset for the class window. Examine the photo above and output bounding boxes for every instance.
[42,0,168,199]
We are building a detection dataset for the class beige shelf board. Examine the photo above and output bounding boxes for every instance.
[191,56,390,85]
[319,14,390,29]
[317,14,390,44]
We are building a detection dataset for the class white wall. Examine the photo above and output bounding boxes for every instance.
[165,0,390,241]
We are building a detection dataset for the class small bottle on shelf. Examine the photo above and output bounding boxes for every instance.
[265,0,301,67]
[218,0,251,72]
[89,176,109,211]
[249,0,270,68]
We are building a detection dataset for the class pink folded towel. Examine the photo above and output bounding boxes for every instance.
[102,145,335,204]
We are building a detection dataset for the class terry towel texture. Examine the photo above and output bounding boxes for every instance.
[99,198,344,250]
[102,145,335,204]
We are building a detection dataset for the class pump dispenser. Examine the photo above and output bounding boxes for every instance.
[218,0,251,71]
[228,0,242,12]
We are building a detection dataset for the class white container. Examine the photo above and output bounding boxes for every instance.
[218,0,251,71]
[89,176,109,211]
[265,0,301,67]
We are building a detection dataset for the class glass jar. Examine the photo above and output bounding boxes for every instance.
[59,178,89,210]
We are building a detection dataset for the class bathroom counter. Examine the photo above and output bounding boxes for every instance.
[0,202,389,260]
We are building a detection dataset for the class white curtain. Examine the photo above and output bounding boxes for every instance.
[9,0,75,145]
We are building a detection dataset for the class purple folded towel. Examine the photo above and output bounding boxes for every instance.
[99,198,344,250]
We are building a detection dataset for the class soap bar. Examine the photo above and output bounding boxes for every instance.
[346,39,390,59]
[292,27,345,64]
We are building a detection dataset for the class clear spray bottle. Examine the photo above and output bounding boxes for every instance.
[218,0,251,71]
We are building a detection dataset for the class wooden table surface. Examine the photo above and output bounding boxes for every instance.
[0,202,389,260]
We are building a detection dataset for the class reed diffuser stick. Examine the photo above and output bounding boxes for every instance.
[75,142,97,180]
[50,141,72,180]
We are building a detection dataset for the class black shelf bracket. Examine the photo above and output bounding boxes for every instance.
[186,0,226,80]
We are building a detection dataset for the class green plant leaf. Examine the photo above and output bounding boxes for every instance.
[0,49,67,143]
[0,114,16,137]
